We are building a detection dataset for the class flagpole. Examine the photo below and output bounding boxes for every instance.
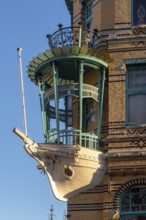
[17,48,28,136]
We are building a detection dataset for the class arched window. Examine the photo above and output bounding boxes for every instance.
[120,187,146,220]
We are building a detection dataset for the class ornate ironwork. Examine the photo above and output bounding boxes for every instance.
[46,25,99,49]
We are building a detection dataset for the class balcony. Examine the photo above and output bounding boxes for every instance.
[46,24,99,49]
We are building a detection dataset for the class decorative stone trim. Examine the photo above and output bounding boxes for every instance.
[126,127,146,135]
[129,139,146,148]
[132,25,146,36]
[131,26,146,46]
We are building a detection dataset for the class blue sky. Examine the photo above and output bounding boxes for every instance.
[0,1,70,219]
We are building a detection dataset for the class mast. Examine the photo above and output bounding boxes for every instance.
[17,48,28,136]
[49,205,54,220]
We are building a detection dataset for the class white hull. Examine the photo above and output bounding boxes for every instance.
[25,143,106,201]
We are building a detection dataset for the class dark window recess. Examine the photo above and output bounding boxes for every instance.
[132,0,146,26]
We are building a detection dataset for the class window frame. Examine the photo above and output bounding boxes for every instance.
[120,187,146,219]
[84,0,93,30]
[126,59,146,125]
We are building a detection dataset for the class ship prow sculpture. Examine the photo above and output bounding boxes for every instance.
[14,24,113,201]
[14,128,106,201]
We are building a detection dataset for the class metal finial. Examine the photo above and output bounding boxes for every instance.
[17,47,23,52]
[58,23,63,29]
[46,34,51,39]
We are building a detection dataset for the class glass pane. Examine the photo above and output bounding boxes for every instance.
[128,67,146,90]
[128,94,146,123]
[121,206,130,212]
[141,206,146,211]
[139,189,146,205]
[131,193,141,205]
[120,188,146,219]
[131,206,140,211]
[121,192,130,211]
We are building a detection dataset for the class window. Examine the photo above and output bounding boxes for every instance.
[132,0,146,26]
[126,64,146,124]
[84,0,92,29]
[83,99,96,133]
[120,187,146,220]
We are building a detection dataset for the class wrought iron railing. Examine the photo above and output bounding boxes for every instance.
[45,128,98,149]
[44,83,98,102]
[46,24,99,49]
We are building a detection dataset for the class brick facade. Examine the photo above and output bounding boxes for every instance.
[67,0,146,219]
